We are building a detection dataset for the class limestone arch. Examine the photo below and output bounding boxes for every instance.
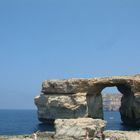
[86,82,134,125]
[35,75,140,126]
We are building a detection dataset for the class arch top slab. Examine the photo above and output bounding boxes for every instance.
[41,74,140,95]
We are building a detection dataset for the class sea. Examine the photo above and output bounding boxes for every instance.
[0,110,138,135]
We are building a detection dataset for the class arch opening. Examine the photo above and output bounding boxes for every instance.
[102,87,122,112]
[86,82,135,127]
[102,87,122,130]
[99,83,135,128]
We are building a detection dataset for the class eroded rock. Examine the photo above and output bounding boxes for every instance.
[35,93,88,122]
[35,74,140,126]
[54,118,106,140]
[104,130,140,140]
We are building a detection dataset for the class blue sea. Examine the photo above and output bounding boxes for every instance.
[0,110,138,135]
[0,110,54,135]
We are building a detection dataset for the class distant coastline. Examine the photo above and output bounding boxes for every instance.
[103,93,122,111]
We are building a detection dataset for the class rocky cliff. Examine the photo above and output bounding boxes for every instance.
[35,74,140,126]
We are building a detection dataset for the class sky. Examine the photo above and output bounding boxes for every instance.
[0,0,140,109]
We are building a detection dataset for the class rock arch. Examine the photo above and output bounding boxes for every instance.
[35,74,140,126]
[86,81,133,124]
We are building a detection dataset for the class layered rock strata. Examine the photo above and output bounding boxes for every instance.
[35,74,140,126]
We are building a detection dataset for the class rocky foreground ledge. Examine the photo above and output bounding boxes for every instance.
[1,131,140,140]
[1,118,140,140]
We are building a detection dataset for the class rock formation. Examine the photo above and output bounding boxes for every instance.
[54,118,106,140]
[35,74,140,126]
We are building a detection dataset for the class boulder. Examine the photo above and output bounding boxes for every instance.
[54,118,106,140]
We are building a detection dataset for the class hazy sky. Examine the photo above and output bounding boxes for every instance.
[0,0,140,109]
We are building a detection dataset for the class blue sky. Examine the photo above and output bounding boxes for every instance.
[0,0,140,109]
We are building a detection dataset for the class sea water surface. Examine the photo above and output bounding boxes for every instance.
[104,111,138,131]
[0,110,138,135]
[0,110,54,135]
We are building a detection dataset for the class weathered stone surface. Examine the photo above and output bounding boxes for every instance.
[104,130,140,140]
[35,93,88,122]
[41,79,92,94]
[41,76,140,95]
[2,130,140,140]
[54,118,106,140]
[35,74,140,126]
[0,132,55,140]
